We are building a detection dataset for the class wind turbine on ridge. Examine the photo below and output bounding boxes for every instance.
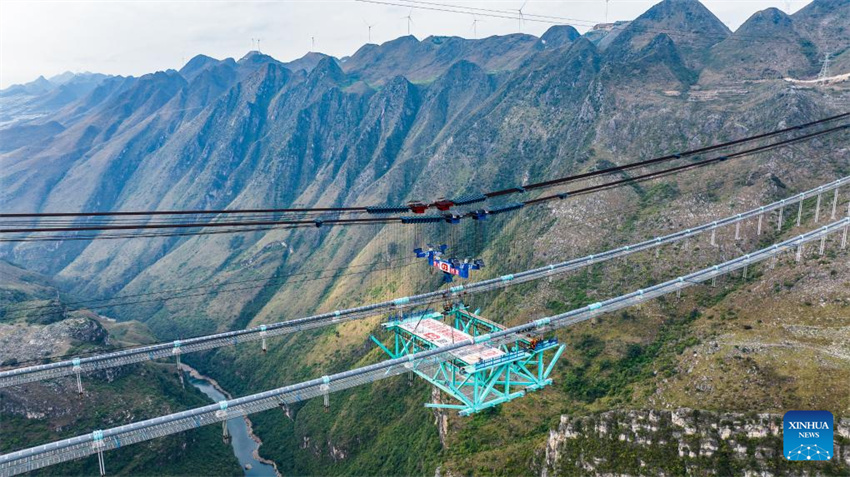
[402,8,414,36]
[363,19,377,43]
[250,38,263,53]
[516,0,528,33]
[471,14,483,39]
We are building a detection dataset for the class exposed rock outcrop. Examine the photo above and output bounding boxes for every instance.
[542,409,849,476]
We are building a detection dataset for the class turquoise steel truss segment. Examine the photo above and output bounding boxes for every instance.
[374,306,565,415]
[1,217,847,476]
[1,176,848,388]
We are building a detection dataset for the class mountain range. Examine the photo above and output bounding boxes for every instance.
[2,0,847,298]
[1,0,849,475]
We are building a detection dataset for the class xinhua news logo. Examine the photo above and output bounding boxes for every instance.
[783,410,833,461]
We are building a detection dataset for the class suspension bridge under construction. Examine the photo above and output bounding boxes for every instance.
[2,174,847,389]
[1,116,849,476]
[2,212,848,475]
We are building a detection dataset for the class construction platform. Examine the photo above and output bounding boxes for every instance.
[371,306,564,416]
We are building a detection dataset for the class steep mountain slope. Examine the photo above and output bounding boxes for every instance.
[700,8,817,82]
[585,21,631,50]
[834,47,850,74]
[793,0,850,57]
[0,260,61,325]
[540,25,582,49]
[2,1,850,475]
[604,0,730,71]
[178,54,225,81]
[0,121,65,153]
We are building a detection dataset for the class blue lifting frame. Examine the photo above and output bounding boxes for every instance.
[371,305,565,416]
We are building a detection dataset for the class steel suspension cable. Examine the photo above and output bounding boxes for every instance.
[3,113,847,222]
[2,121,847,238]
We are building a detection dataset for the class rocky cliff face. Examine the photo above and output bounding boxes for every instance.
[2,1,850,475]
[542,409,850,476]
[0,316,107,366]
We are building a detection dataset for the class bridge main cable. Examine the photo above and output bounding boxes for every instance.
[1,176,847,388]
[1,121,846,242]
[1,217,847,476]
[1,113,848,225]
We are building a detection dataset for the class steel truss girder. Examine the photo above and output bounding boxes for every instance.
[379,309,564,416]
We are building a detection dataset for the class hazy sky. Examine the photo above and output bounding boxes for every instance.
[0,0,813,88]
